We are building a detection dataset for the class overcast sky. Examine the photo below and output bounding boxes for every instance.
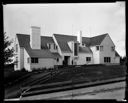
[3,2,125,57]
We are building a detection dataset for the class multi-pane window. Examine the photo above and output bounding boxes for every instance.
[86,57,91,62]
[104,57,111,63]
[96,46,99,51]
[31,58,38,63]
[16,44,18,52]
[100,46,103,51]
[111,46,115,51]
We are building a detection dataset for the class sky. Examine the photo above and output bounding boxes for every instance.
[3,2,126,57]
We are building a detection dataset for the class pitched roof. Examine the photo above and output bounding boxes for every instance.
[115,51,120,57]
[79,46,92,53]
[17,33,108,56]
[26,48,55,58]
[53,34,76,53]
[54,33,108,53]
[82,34,107,46]
[41,36,54,49]
[16,34,55,58]
[52,52,61,58]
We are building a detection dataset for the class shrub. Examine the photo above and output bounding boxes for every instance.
[21,68,26,72]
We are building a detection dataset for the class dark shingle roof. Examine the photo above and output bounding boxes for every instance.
[82,34,107,46]
[41,36,54,49]
[115,51,120,57]
[54,33,108,53]
[16,34,55,58]
[17,33,108,56]
[52,52,61,58]
[79,46,92,53]
[53,34,76,53]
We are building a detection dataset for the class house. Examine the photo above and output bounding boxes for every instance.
[14,26,120,71]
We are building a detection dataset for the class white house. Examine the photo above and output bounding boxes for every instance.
[14,26,120,71]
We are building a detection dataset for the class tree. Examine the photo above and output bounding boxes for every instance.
[4,32,14,64]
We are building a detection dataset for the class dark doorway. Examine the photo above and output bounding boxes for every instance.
[63,56,70,65]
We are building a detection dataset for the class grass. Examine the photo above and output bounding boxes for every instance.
[4,64,126,99]
[44,64,126,84]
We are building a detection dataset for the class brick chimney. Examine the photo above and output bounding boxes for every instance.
[30,26,41,49]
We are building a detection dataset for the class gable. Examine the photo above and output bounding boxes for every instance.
[90,34,107,46]
[100,34,115,47]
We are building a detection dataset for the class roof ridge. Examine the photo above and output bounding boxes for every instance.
[54,33,76,37]
[90,33,108,38]
[17,34,52,38]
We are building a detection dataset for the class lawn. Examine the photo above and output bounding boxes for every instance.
[43,64,126,84]
[4,64,126,99]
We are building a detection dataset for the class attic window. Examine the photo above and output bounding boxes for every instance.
[111,46,115,51]
[96,46,99,51]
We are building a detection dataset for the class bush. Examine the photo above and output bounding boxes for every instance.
[21,68,27,72]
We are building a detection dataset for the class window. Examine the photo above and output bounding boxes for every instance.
[54,44,56,49]
[56,46,58,50]
[16,44,18,52]
[31,58,38,63]
[56,58,59,62]
[104,57,111,63]
[86,57,91,62]
[111,46,115,51]
[100,46,103,51]
[27,58,29,63]
[96,46,99,51]
[74,43,78,56]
